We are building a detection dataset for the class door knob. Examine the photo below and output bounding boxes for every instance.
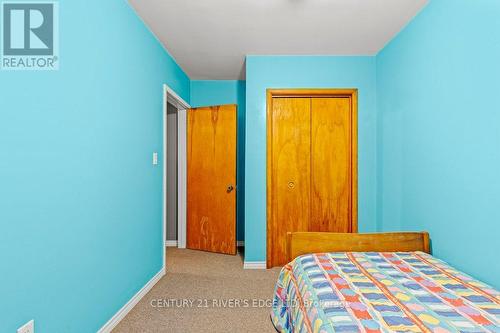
[227,185,234,192]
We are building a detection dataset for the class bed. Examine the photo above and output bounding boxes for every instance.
[271,232,500,332]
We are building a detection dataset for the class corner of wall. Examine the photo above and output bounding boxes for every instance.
[374,55,383,232]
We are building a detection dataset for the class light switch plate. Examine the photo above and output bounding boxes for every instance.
[17,320,34,333]
[153,152,158,165]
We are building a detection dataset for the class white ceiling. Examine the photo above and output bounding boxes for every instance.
[129,0,428,80]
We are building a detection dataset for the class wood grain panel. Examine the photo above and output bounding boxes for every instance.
[266,89,358,268]
[286,232,431,262]
[268,98,311,267]
[311,98,352,232]
[187,104,237,255]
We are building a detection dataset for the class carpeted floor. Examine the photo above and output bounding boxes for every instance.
[113,248,282,333]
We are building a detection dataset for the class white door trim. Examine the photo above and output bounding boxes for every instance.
[163,84,190,263]
[177,108,187,248]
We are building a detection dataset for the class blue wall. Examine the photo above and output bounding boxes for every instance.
[245,56,378,262]
[377,0,500,288]
[190,80,246,241]
[0,1,190,332]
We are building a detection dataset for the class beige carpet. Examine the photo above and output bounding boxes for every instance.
[113,248,282,333]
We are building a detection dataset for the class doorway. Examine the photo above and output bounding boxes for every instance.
[163,85,190,269]
[163,85,238,264]
[166,102,178,247]
[266,89,358,267]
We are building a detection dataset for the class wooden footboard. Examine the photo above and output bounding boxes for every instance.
[286,231,430,262]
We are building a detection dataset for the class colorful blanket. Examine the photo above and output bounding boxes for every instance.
[271,252,500,332]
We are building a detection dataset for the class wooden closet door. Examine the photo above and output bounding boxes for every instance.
[268,98,311,267]
[311,97,353,232]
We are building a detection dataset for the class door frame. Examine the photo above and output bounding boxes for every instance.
[163,84,191,266]
[266,88,358,267]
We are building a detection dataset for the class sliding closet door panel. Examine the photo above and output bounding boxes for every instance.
[311,97,352,232]
[269,98,311,267]
[187,104,237,255]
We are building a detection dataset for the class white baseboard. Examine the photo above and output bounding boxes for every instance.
[166,240,241,247]
[98,267,166,333]
[243,261,266,269]
[165,240,178,247]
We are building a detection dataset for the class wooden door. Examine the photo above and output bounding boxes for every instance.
[268,98,311,267]
[311,97,354,232]
[267,90,357,267]
[187,104,237,255]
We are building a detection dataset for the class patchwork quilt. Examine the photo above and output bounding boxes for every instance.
[271,252,500,332]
